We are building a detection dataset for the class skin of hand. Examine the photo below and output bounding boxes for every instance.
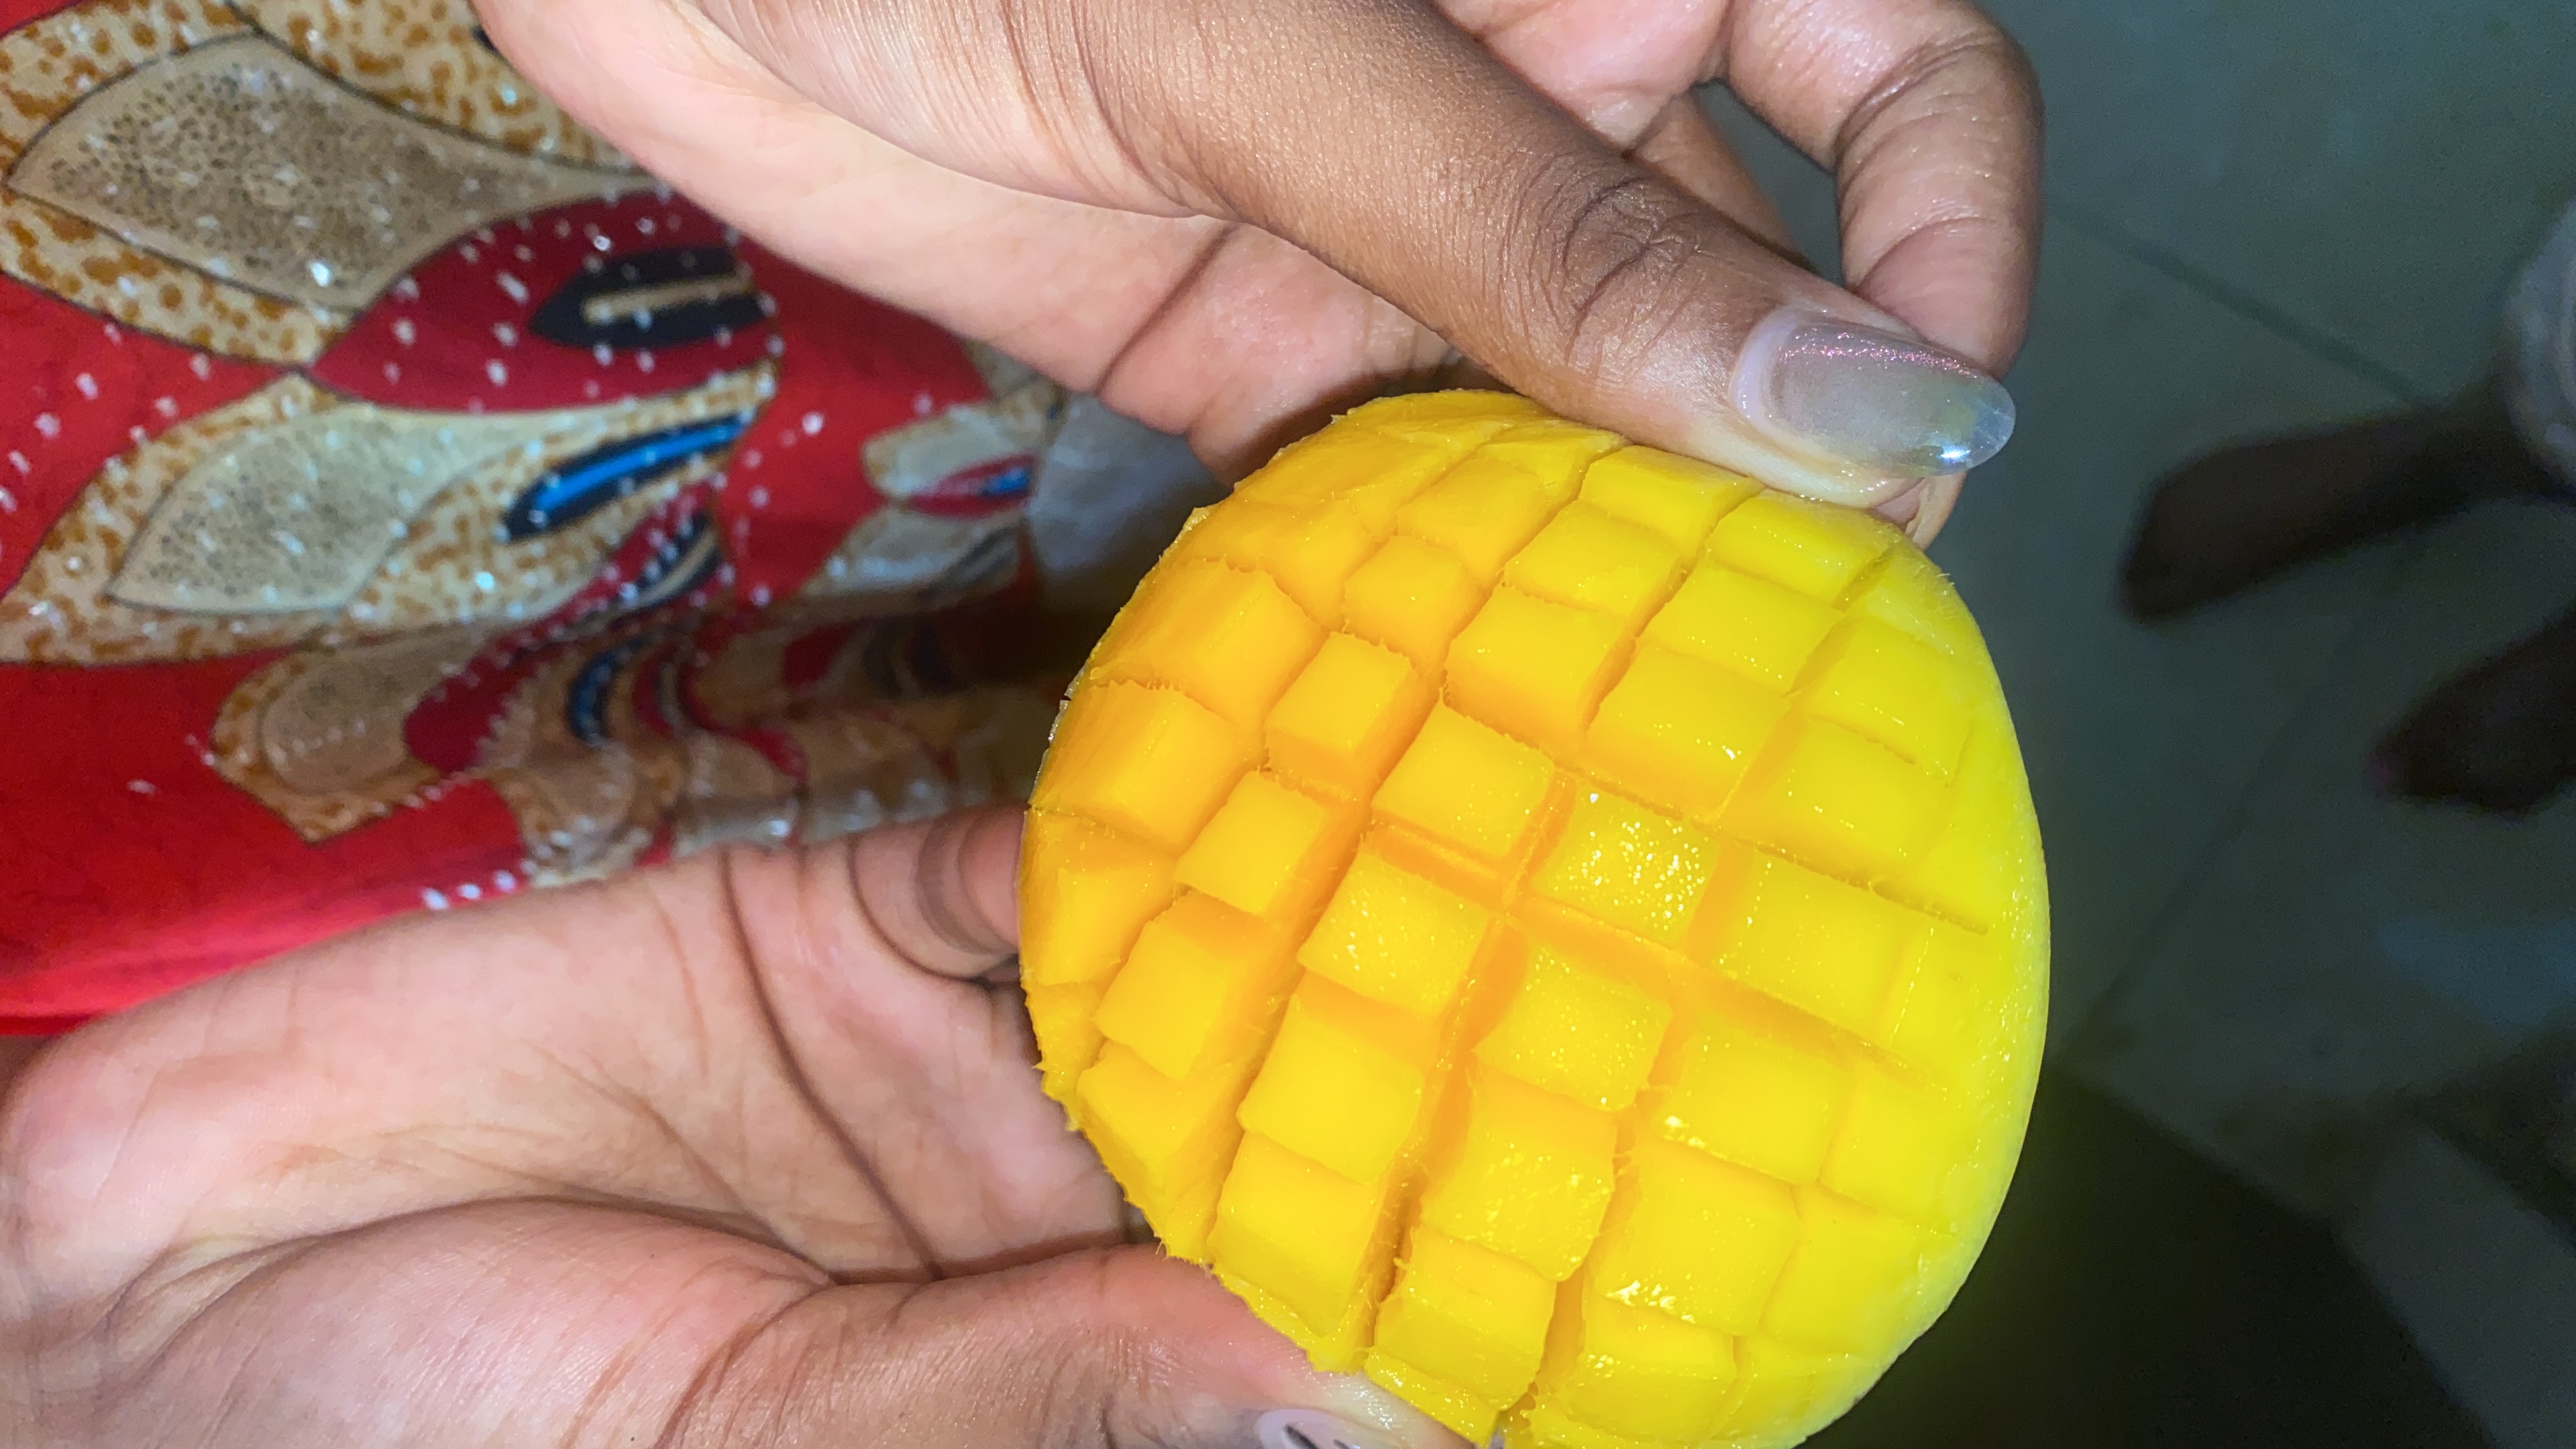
[0,809,1458,1448]
[477,0,2041,540]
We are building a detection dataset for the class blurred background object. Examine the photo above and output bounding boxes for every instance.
[1704,1,2576,1443]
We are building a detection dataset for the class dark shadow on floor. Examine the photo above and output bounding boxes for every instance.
[1809,1075,2492,1449]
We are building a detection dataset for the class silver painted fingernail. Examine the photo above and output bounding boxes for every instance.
[1256,1407,1393,1449]
[1733,309,2016,476]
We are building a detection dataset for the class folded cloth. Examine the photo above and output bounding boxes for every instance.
[0,0,1211,1028]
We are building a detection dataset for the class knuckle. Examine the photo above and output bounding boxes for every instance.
[1833,25,2044,168]
[1517,160,1708,387]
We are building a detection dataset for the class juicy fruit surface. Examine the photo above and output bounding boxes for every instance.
[1022,393,2047,1449]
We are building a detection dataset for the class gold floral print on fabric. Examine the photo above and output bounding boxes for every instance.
[206,626,472,839]
[0,378,342,663]
[106,398,566,616]
[0,366,769,665]
[307,364,771,649]
[0,0,331,360]
[231,0,632,169]
[11,32,632,313]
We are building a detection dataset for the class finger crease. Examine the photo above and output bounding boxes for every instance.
[1828,30,2033,174]
[717,852,944,1277]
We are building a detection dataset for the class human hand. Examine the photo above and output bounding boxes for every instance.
[0,809,1454,1448]
[478,0,2039,538]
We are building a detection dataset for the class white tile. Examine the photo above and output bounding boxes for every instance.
[2072,498,2576,1211]
[1980,0,2576,399]
[2341,1128,2576,1449]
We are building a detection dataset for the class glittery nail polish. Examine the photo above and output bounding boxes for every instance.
[1733,310,2016,477]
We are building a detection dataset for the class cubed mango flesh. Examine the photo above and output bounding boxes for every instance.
[1021,392,2048,1449]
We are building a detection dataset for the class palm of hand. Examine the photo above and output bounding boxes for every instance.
[0,814,1388,1447]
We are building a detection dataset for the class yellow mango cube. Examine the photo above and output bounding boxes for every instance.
[1031,682,1249,855]
[1173,773,1356,920]
[1297,851,1493,1016]
[1575,446,1760,553]
[1872,920,2016,1079]
[1522,1397,1677,1449]
[1699,846,1916,1036]
[1763,1189,1923,1351]
[1075,1044,1244,1257]
[1236,981,1434,1183]
[1479,419,1627,483]
[1642,564,1842,694]
[1171,498,1296,574]
[1803,619,1974,775]
[1260,503,1381,625]
[1885,720,2037,934]
[1473,946,1672,1112]
[1017,811,1175,987]
[1021,392,2048,1449]
[1589,1136,1801,1334]
[1532,789,1718,949]
[1447,588,1627,755]
[1340,534,1489,674]
[1242,423,1461,529]
[1418,1069,1617,1279]
[1022,979,1107,1104]
[1360,1354,1501,1444]
[1094,892,1296,1081]
[1349,388,1545,445]
[1095,559,1323,730]
[1822,1063,1970,1224]
[1723,716,1945,883]
[1265,632,1436,800]
[1702,492,1895,603]
[1395,455,1563,582]
[1718,1340,1876,1444]
[1374,705,1558,861]
[1587,643,1788,822]
[1501,503,1685,627]
[1652,1012,1851,1183]
[1537,1292,1738,1443]
[1372,1227,1557,1407]
[1847,545,1989,661]
[1211,1130,1398,1345]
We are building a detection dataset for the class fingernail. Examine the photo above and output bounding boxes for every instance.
[1255,1407,1394,1449]
[1734,310,2016,476]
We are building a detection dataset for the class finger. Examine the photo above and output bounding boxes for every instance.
[684,0,2015,502]
[846,804,1024,979]
[1627,94,1799,261]
[1439,0,1731,147]
[1719,0,2043,373]
[1873,472,1964,545]
[670,1246,1466,1449]
[11,826,1110,1293]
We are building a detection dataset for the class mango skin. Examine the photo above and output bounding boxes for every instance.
[1021,392,2047,1449]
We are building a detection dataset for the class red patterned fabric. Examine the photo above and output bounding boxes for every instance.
[0,0,1075,1027]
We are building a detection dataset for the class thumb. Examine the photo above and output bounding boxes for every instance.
[672,1246,1466,1449]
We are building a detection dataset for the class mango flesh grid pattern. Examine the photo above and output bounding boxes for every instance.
[1022,392,2048,1449]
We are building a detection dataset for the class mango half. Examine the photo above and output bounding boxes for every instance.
[1020,392,2046,1448]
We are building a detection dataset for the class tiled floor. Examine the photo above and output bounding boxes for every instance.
[1713,3,2576,1442]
